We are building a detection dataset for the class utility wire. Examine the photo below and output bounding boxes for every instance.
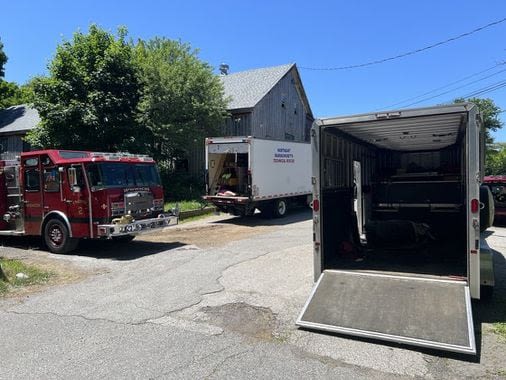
[396,68,506,108]
[379,62,506,109]
[300,17,506,71]
[456,79,506,99]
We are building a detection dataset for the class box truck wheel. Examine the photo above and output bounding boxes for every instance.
[44,218,79,254]
[274,199,288,218]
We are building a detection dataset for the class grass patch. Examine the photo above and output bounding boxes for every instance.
[179,212,217,224]
[0,258,53,295]
[165,199,208,212]
[493,322,506,340]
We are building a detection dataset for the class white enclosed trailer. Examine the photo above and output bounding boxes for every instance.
[297,104,495,355]
[203,137,311,217]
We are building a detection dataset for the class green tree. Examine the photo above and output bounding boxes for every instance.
[454,97,503,144]
[454,97,503,175]
[26,25,141,151]
[133,38,227,164]
[0,80,33,108]
[486,143,506,175]
[0,37,7,78]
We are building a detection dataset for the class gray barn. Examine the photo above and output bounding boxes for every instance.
[0,105,38,160]
[187,63,313,175]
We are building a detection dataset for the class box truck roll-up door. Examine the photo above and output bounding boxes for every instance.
[297,270,475,354]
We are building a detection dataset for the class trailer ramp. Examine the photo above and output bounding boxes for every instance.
[297,270,475,354]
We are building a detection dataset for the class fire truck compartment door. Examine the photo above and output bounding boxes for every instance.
[296,270,475,354]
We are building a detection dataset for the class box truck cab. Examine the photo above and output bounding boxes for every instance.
[297,104,494,355]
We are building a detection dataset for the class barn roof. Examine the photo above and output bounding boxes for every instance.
[0,105,40,135]
[221,63,312,117]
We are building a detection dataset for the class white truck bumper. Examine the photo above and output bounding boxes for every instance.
[97,214,178,237]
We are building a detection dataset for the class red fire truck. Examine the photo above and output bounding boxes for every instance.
[0,150,178,253]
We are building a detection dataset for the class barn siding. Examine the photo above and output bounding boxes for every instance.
[0,134,28,160]
[251,69,309,142]
[220,112,253,136]
[187,67,312,176]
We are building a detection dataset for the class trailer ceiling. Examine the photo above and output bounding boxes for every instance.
[324,113,465,151]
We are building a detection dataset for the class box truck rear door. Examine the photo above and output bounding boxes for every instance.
[296,270,475,354]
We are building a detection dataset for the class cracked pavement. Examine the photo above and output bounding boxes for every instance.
[1,210,506,378]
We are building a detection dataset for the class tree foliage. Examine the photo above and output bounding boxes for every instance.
[0,37,32,109]
[0,37,7,78]
[454,97,504,175]
[454,97,503,144]
[26,26,228,171]
[0,81,33,108]
[133,38,227,164]
[486,143,506,175]
[26,25,141,151]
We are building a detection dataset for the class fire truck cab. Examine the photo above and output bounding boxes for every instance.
[0,150,178,253]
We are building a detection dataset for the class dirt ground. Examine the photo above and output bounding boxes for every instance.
[138,214,279,249]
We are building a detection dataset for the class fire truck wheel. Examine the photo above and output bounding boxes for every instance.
[44,219,79,254]
[113,235,136,243]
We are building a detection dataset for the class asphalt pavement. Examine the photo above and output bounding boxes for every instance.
[0,210,505,379]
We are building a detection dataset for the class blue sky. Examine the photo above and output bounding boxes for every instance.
[2,0,506,140]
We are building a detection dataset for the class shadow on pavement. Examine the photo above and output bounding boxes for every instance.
[66,239,187,260]
[0,236,186,261]
[213,208,312,227]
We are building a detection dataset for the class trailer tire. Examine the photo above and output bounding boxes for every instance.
[43,218,79,254]
[480,185,494,232]
[273,199,288,218]
[480,285,494,301]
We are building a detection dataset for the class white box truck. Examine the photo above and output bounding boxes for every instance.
[203,137,311,217]
[297,103,495,355]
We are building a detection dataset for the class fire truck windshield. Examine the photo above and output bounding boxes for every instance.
[86,163,161,189]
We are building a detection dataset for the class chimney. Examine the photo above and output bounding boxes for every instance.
[219,63,229,75]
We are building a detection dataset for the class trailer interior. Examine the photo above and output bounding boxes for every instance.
[320,111,470,279]
[297,106,483,355]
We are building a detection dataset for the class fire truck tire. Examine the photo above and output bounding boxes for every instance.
[113,235,135,243]
[43,219,79,254]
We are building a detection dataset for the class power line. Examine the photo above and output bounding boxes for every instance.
[457,79,506,99]
[379,62,505,109]
[300,17,506,71]
[396,67,506,108]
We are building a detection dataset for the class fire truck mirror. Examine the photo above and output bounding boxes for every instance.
[68,167,78,186]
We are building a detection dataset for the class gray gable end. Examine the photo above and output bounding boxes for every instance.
[221,63,294,111]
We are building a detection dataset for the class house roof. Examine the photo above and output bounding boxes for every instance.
[221,63,312,116]
[0,105,40,135]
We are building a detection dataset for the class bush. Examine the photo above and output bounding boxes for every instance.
[161,171,205,201]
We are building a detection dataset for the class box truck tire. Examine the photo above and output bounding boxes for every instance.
[274,199,288,218]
